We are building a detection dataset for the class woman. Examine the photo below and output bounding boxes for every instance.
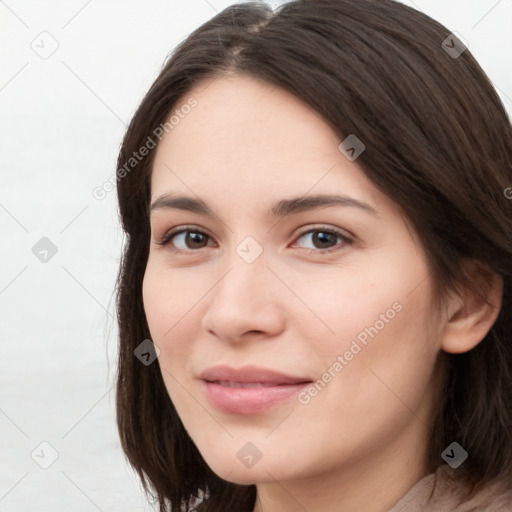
[114,1,512,510]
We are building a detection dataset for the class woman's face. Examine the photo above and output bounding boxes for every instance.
[143,74,444,486]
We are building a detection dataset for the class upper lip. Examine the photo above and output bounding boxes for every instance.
[199,365,312,385]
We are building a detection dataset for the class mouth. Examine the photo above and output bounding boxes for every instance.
[199,365,312,414]
[199,364,312,385]
[208,380,299,388]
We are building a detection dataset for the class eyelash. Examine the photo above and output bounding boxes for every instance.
[154,225,353,255]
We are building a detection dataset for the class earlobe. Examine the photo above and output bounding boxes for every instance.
[440,261,503,354]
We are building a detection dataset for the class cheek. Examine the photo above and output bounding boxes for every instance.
[142,269,166,338]
[142,268,196,411]
[311,278,438,423]
[295,253,438,400]
[283,263,400,352]
[142,265,203,379]
[291,300,439,473]
[142,264,198,338]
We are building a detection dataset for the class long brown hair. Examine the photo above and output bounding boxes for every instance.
[114,1,512,510]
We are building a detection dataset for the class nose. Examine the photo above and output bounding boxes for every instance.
[201,250,286,344]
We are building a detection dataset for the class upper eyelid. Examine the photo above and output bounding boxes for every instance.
[160,223,352,237]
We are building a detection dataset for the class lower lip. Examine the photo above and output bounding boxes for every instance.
[201,380,310,414]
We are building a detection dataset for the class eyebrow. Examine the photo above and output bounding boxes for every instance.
[149,193,379,218]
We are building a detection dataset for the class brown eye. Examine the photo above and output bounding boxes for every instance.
[311,231,338,249]
[156,229,212,250]
[293,227,353,254]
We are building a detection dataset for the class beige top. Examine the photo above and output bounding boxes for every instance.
[389,465,512,511]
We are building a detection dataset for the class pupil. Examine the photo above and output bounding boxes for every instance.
[315,231,334,248]
[187,232,206,248]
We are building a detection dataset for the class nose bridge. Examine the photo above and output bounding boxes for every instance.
[201,233,283,340]
[216,234,269,304]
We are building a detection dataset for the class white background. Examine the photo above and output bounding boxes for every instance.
[1,0,511,510]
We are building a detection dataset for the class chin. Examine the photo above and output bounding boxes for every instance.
[201,448,297,486]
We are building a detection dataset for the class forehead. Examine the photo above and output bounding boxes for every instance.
[149,74,395,220]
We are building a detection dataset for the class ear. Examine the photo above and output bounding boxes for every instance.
[441,260,503,354]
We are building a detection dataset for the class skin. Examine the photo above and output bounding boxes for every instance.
[142,74,503,512]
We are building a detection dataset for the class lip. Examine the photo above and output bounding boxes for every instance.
[199,365,312,414]
[199,364,311,385]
